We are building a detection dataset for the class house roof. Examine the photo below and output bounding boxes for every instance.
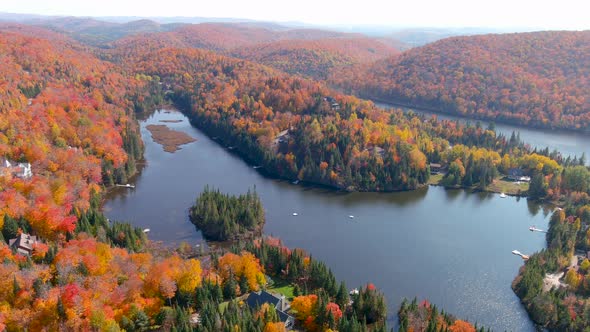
[246,291,281,309]
[9,233,39,253]
[245,291,293,323]
[277,310,292,323]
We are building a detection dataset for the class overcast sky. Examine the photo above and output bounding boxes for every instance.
[2,0,590,30]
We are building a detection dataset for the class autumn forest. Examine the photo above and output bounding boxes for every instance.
[0,15,589,332]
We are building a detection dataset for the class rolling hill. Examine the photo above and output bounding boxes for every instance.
[231,37,399,80]
[333,31,590,131]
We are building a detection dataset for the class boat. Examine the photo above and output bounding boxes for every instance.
[512,250,529,259]
[292,180,299,185]
[143,228,150,233]
[349,215,354,219]
[500,192,507,198]
[529,226,546,232]
[292,212,298,216]
[116,183,135,189]
[253,165,262,169]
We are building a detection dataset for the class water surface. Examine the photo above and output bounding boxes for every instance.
[105,109,555,330]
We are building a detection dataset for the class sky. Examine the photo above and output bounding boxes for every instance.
[2,0,590,30]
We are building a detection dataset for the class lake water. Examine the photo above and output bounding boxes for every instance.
[376,102,590,164]
[104,109,557,331]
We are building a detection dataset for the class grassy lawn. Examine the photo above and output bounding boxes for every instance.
[218,295,247,313]
[268,281,295,300]
[427,173,444,185]
[428,173,529,196]
[487,177,529,195]
[218,301,230,313]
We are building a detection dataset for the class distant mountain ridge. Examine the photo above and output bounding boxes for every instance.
[332,30,590,131]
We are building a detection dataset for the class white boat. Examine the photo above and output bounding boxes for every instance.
[292,212,298,216]
[253,166,262,169]
[349,215,354,219]
[500,192,507,198]
[143,228,150,233]
[292,180,299,185]
[116,183,135,189]
[512,250,521,255]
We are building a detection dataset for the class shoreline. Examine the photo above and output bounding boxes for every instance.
[101,107,551,331]
[366,95,590,136]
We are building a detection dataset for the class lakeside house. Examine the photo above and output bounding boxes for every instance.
[429,163,446,174]
[8,233,41,256]
[245,290,294,329]
[272,129,291,152]
[1,158,32,179]
[508,168,531,182]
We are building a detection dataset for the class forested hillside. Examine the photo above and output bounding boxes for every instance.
[0,31,155,238]
[0,28,393,330]
[105,22,400,81]
[114,41,584,195]
[2,17,590,330]
[332,31,590,131]
[231,38,398,80]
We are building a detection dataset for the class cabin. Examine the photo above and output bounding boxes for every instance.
[272,130,291,152]
[246,291,294,329]
[1,158,32,179]
[507,168,530,182]
[8,233,41,256]
[429,163,446,174]
[366,146,385,157]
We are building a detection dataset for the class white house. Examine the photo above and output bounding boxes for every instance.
[9,233,41,256]
[0,158,32,179]
[246,290,295,329]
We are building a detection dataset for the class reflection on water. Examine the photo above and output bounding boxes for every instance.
[105,109,553,331]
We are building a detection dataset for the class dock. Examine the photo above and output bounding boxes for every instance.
[512,250,529,260]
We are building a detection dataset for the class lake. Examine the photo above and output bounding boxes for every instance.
[104,109,556,331]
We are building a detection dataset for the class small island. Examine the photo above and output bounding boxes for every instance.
[146,124,196,153]
[189,186,265,241]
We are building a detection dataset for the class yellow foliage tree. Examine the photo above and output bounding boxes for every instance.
[264,322,287,332]
[565,268,581,289]
[176,259,202,294]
